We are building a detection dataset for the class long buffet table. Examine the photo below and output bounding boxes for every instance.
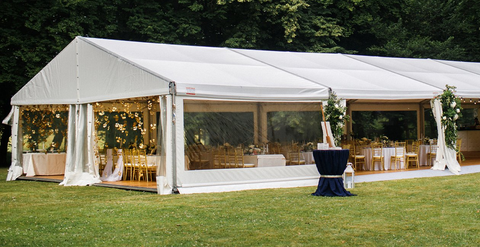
[22,153,67,177]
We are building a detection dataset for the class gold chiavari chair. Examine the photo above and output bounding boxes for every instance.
[225,146,237,168]
[427,139,438,166]
[143,149,157,182]
[269,142,282,154]
[405,140,420,169]
[405,139,415,153]
[371,142,385,171]
[212,146,226,169]
[129,148,140,181]
[456,138,463,164]
[235,147,255,168]
[390,141,405,170]
[135,149,149,182]
[99,151,107,175]
[351,140,365,171]
[289,151,306,165]
[187,145,210,170]
[122,149,132,180]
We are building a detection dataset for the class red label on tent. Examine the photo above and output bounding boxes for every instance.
[186,87,196,95]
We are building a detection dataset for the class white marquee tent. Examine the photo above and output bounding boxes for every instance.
[5,36,480,194]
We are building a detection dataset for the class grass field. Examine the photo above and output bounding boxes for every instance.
[1,168,479,246]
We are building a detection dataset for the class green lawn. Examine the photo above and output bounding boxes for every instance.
[1,168,479,246]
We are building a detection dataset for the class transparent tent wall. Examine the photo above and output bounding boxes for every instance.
[351,111,418,141]
[183,100,324,170]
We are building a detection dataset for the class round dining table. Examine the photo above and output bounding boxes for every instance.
[311,149,355,197]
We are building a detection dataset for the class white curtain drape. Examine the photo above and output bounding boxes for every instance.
[4,106,24,181]
[101,149,124,182]
[431,99,461,175]
[60,104,102,185]
[101,149,114,179]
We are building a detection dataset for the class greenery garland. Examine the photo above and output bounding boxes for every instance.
[324,91,350,146]
[434,85,462,150]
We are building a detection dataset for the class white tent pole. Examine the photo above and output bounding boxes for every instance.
[169,81,178,193]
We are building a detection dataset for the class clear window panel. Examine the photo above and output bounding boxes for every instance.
[352,111,417,141]
[184,100,322,170]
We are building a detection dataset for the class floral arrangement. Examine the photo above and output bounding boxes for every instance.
[245,144,262,155]
[324,91,350,146]
[434,85,462,150]
[303,142,315,152]
[357,137,371,145]
[380,135,389,145]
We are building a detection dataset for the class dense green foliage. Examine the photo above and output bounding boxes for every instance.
[324,91,349,146]
[1,0,480,164]
[435,85,463,150]
[1,168,480,245]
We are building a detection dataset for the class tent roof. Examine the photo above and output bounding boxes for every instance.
[11,36,480,105]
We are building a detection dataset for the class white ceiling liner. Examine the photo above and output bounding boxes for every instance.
[11,36,480,105]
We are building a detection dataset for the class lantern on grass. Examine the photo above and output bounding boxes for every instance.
[343,163,355,189]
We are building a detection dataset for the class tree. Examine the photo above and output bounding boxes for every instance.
[340,0,479,61]
[2,0,480,166]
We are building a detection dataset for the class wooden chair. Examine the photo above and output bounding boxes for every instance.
[390,141,405,170]
[350,140,365,171]
[186,145,210,170]
[371,142,384,171]
[225,146,237,168]
[405,139,415,153]
[212,147,226,169]
[133,149,148,181]
[235,147,255,168]
[288,151,306,165]
[145,152,157,182]
[269,142,282,154]
[122,149,133,180]
[427,139,438,166]
[99,152,107,175]
[456,138,462,164]
[405,140,420,169]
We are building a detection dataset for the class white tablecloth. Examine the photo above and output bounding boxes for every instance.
[147,155,160,166]
[419,145,430,166]
[22,153,66,177]
[362,147,405,171]
[243,154,286,167]
[302,152,315,165]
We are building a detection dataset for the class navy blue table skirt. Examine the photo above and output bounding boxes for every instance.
[311,149,355,197]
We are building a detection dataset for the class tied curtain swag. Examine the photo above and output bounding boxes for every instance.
[60,104,101,186]
[4,106,23,181]
[431,99,461,175]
